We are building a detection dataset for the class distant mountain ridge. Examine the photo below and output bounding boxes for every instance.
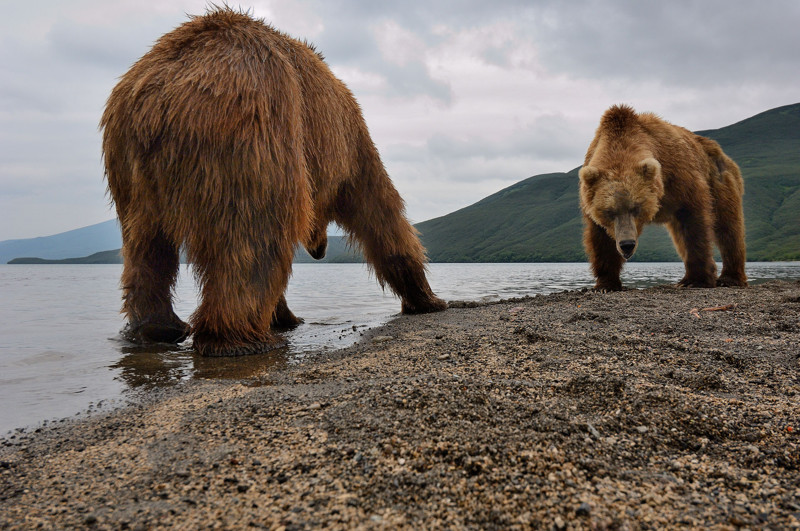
[0,220,121,265]
[3,103,799,264]
[6,236,361,265]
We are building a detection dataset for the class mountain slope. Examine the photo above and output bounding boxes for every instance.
[418,103,800,262]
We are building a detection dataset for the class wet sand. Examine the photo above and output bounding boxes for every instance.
[2,280,799,529]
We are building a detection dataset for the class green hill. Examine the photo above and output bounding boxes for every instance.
[417,103,800,262]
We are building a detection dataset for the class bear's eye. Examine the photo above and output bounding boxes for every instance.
[631,205,642,216]
[602,208,616,220]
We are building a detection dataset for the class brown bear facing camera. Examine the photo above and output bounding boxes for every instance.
[579,104,747,291]
[101,8,446,356]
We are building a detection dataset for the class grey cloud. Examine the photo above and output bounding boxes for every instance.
[422,114,582,165]
[47,19,151,69]
[310,12,452,103]
[529,0,800,88]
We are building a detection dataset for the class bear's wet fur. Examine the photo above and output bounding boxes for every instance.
[579,104,747,291]
[101,7,446,356]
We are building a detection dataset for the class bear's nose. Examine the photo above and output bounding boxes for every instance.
[619,240,637,258]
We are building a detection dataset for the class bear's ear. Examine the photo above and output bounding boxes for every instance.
[579,166,601,187]
[638,158,661,180]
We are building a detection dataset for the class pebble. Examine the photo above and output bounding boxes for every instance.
[372,336,394,343]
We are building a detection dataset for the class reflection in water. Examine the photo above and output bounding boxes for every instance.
[111,340,289,390]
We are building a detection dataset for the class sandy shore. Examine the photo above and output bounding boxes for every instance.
[2,280,799,529]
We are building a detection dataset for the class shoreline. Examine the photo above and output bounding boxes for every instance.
[2,281,799,528]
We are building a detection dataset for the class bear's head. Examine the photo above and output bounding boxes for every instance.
[579,158,663,260]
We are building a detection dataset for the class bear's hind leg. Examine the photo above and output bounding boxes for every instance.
[333,172,446,314]
[119,225,189,344]
[712,177,748,287]
[667,209,717,288]
[187,204,301,357]
[584,218,624,291]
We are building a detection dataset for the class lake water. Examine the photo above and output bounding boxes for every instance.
[2,261,799,435]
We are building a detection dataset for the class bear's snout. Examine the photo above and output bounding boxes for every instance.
[618,239,637,259]
[306,242,327,260]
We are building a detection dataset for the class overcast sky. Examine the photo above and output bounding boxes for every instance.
[1,0,798,241]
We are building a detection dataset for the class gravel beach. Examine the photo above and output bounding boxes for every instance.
[2,280,799,529]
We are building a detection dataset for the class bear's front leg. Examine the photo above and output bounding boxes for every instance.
[332,171,447,315]
[584,218,624,291]
[379,254,448,315]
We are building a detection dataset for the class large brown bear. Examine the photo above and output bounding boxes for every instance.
[579,104,747,291]
[101,8,446,357]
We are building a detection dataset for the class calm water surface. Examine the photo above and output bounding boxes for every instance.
[1,262,799,434]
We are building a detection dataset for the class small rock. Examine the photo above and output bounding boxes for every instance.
[372,335,394,343]
[84,514,98,525]
[576,502,592,517]
[308,402,322,410]
[553,516,566,530]
[587,423,601,438]
[438,353,450,360]
[635,425,649,433]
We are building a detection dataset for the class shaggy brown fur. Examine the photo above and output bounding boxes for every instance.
[101,8,445,357]
[579,104,747,291]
